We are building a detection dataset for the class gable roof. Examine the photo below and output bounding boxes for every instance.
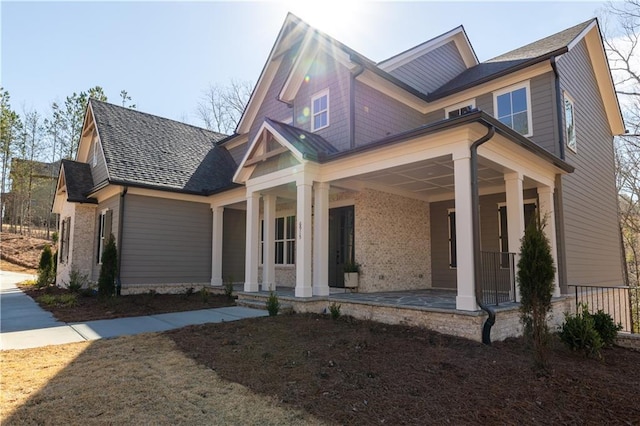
[59,159,97,204]
[90,100,238,195]
[264,118,338,161]
[427,19,595,101]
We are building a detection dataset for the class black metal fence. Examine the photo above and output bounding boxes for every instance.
[569,285,640,333]
[480,251,516,306]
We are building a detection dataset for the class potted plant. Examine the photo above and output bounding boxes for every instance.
[343,262,360,288]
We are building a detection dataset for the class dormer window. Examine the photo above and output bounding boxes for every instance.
[445,99,476,118]
[311,89,329,131]
[494,81,532,137]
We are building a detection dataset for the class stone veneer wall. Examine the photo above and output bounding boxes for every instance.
[354,189,431,292]
[56,202,96,286]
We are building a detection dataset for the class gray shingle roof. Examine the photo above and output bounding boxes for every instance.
[61,159,97,203]
[90,100,237,195]
[427,19,595,101]
[265,118,338,161]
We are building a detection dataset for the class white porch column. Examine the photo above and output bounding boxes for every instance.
[313,182,330,296]
[295,177,313,297]
[262,194,276,291]
[244,191,260,292]
[210,206,224,287]
[505,172,525,301]
[538,185,561,297]
[453,152,478,311]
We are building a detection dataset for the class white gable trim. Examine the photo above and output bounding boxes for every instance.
[76,102,111,181]
[379,26,478,72]
[232,120,308,184]
[567,19,597,51]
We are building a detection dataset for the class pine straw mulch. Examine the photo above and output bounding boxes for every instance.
[18,284,236,322]
[1,334,321,425]
[0,232,50,270]
[168,313,640,425]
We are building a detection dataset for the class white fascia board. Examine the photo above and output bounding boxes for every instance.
[76,103,95,164]
[279,32,316,103]
[379,26,478,72]
[357,70,430,112]
[567,19,597,51]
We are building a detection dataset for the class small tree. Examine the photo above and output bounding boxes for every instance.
[98,234,118,298]
[517,216,556,368]
[37,244,54,288]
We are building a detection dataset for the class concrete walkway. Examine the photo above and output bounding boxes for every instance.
[0,270,267,350]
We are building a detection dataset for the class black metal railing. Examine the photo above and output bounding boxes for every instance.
[569,285,640,333]
[479,251,516,306]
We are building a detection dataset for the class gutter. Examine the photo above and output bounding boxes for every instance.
[349,55,365,149]
[470,124,496,345]
[550,56,566,160]
[116,186,128,296]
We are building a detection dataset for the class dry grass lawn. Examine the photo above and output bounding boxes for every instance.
[1,334,323,425]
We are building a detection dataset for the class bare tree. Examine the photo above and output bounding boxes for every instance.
[196,79,252,134]
[603,1,640,286]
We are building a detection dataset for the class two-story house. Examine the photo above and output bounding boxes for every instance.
[52,14,624,339]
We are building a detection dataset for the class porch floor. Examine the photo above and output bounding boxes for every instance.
[238,287,519,312]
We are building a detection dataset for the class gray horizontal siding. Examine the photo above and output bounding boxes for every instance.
[388,41,467,95]
[227,143,247,166]
[90,137,109,185]
[223,208,246,282]
[354,81,426,147]
[120,195,212,285]
[557,39,623,287]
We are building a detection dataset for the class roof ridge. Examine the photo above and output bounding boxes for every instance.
[89,99,228,140]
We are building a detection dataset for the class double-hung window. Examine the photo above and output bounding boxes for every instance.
[564,92,576,153]
[311,89,329,131]
[261,215,296,265]
[494,82,532,136]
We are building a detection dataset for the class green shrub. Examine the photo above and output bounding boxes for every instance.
[329,302,342,320]
[184,287,195,298]
[559,305,603,357]
[266,292,280,316]
[67,267,88,293]
[224,276,234,299]
[98,234,118,298]
[51,250,57,284]
[590,310,623,347]
[37,245,54,288]
[517,216,555,368]
[51,231,59,244]
[200,286,210,303]
[37,293,77,307]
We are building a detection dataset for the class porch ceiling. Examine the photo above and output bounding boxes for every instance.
[350,155,508,199]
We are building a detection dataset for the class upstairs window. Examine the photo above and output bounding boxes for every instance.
[564,92,576,153]
[311,89,329,131]
[494,82,532,137]
[445,99,476,118]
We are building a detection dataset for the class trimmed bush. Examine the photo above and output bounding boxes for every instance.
[517,216,556,368]
[37,245,54,288]
[590,310,623,347]
[67,267,89,293]
[559,305,603,357]
[266,292,280,316]
[329,302,341,320]
[98,234,118,298]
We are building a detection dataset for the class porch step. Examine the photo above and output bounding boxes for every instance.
[236,298,294,314]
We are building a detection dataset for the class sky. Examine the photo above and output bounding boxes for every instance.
[2,1,610,127]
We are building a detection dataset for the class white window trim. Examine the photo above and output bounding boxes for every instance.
[447,208,456,269]
[311,88,330,132]
[563,91,577,154]
[445,99,476,118]
[493,81,533,137]
[97,209,108,264]
[260,212,296,266]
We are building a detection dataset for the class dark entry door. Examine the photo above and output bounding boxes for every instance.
[328,206,355,287]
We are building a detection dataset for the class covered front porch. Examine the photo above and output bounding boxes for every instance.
[209,113,573,314]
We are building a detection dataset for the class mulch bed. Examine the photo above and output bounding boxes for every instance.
[19,285,236,322]
[168,313,640,425]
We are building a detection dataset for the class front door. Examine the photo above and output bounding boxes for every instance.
[328,206,355,287]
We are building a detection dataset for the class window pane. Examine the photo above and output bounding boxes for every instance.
[314,112,327,129]
[286,241,295,264]
[497,93,511,117]
[499,206,508,253]
[319,95,327,110]
[448,109,461,118]
[512,111,528,135]
[275,217,284,240]
[275,241,284,264]
[499,115,513,128]
[313,97,321,111]
[286,215,295,239]
[511,88,527,113]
